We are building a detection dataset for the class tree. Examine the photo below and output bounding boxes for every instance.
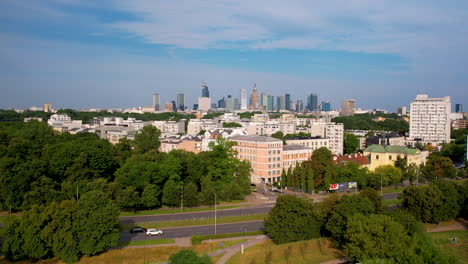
[265,195,325,244]
[359,188,383,212]
[74,190,120,256]
[222,122,242,128]
[373,165,402,186]
[343,133,359,154]
[343,214,410,261]
[311,147,335,188]
[183,181,199,207]
[169,249,213,264]
[422,155,457,180]
[162,178,181,207]
[133,125,161,154]
[399,185,443,223]
[271,131,284,141]
[141,184,161,209]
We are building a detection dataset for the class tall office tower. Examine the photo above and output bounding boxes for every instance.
[321,101,331,112]
[398,106,407,115]
[171,101,177,112]
[152,93,160,111]
[201,81,210,98]
[249,83,260,110]
[296,100,304,112]
[177,93,185,111]
[455,104,463,113]
[341,99,356,116]
[193,104,198,110]
[198,97,211,111]
[43,103,52,113]
[307,94,318,110]
[240,88,248,110]
[276,95,285,110]
[267,95,275,111]
[218,97,226,108]
[410,94,451,144]
[165,102,173,112]
[261,93,268,108]
[285,94,291,110]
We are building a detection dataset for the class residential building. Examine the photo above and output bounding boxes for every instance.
[307,94,318,110]
[409,94,451,144]
[285,136,330,153]
[226,96,239,111]
[152,120,185,137]
[309,122,344,155]
[152,93,160,111]
[453,119,468,130]
[341,99,356,116]
[251,113,270,122]
[397,106,407,115]
[187,119,220,135]
[247,121,296,136]
[332,153,370,169]
[160,135,202,154]
[177,93,185,111]
[231,135,283,184]
[43,103,52,113]
[283,145,313,169]
[363,145,422,171]
[202,128,247,151]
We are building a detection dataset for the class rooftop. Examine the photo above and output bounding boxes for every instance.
[363,144,420,154]
[230,135,282,142]
[283,144,312,151]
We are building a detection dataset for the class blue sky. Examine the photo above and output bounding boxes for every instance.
[1,0,467,111]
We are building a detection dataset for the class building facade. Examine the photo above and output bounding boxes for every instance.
[363,145,422,171]
[177,93,185,111]
[307,94,318,110]
[201,82,210,98]
[240,88,248,110]
[341,99,356,116]
[152,93,160,111]
[409,94,451,144]
[282,145,313,169]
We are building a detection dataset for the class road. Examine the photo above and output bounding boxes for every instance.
[120,192,402,242]
[119,220,264,242]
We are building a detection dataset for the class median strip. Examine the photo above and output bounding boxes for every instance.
[121,213,267,231]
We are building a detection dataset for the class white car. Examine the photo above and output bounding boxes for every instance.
[146,229,163,236]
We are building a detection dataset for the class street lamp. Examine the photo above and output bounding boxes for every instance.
[214,193,217,235]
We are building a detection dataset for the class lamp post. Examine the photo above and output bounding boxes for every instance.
[180,181,184,213]
[214,193,217,235]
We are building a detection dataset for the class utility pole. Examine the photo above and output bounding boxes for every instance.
[214,193,217,235]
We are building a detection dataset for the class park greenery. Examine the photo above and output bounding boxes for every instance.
[332,113,409,132]
[0,121,251,262]
[265,181,467,263]
[222,122,242,128]
[169,249,213,264]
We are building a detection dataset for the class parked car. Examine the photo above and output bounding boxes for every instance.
[146,229,164,236]
[130,227,147,234]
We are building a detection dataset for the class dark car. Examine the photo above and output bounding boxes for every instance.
[130,227,147,234]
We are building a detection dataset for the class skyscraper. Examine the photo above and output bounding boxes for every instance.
[249,83,260,110]
[410,94,451,143]
[341,99,356,116]
[177,93,185,111]
[321,101,331,112]
[285,94,291,110]
[277,95,285,111]
[307,94,318,110]
[171,101,177,112]
[267,95,275,111]
[43,103,52,113]
[240,88,247,110]
[218,97,226,108]
[152,93,160,111]
[455,104,463,113]
[261,93,268,108]
[201,81,209,98]
[296,100,304,112]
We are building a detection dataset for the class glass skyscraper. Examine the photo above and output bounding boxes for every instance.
[307,93,318,110]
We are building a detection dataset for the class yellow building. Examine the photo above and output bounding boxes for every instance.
[363,145,421,171]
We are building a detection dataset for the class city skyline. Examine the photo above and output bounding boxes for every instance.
[0,1,467,111]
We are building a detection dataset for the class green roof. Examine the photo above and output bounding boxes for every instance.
[363,144,419,154]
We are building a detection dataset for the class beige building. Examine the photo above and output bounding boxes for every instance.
[309,122,344,155]
[341,99,356,116]
[282,145,312,169]
[285,136,330,152]
[247,121,296,136]
[160,136,202,153]
[187,119,220,135]
[231,135,283,184]
[198,97,212,111]
[363,145,422,171]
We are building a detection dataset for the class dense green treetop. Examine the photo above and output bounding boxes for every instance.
[332,113,409,132]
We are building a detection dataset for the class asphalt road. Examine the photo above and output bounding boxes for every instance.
[119,203,275,225]
[120,220,264,241]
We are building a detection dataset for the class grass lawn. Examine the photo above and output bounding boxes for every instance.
[427,230,468,264]
[120,205,243,217]
[382,186,406,194]
[192,230,265,244]
[0,239,248,264]
[117,238,175,247]
[424,219,458,230]
[226,238,343,264]
[121,213,266,230]
[382,198,402,207]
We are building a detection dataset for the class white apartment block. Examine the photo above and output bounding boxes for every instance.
[309,122,344,155]
[251,113,270,122]
[285,137,330,153]
[247,121,296,136]
[187,119,221,135]
[152,120,185,137]
[409,94,451,144]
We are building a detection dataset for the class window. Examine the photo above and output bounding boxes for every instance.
[389,155,392,160]
[376,155,379,160]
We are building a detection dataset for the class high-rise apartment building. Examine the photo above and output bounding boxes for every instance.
[285,94,291,110]
[307,94,318,110]
[249,83,260,110]
[309,122,344,155]
[341,99,356,116]
[226,96,239,111]
[43,103,52,113]
[177,93,185,111]
[455,104,463,113]
[409,94,451,144]
[240,88,247,110]
[201,82,210,98]
[398,106,407,115]
[152,93,160,111]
